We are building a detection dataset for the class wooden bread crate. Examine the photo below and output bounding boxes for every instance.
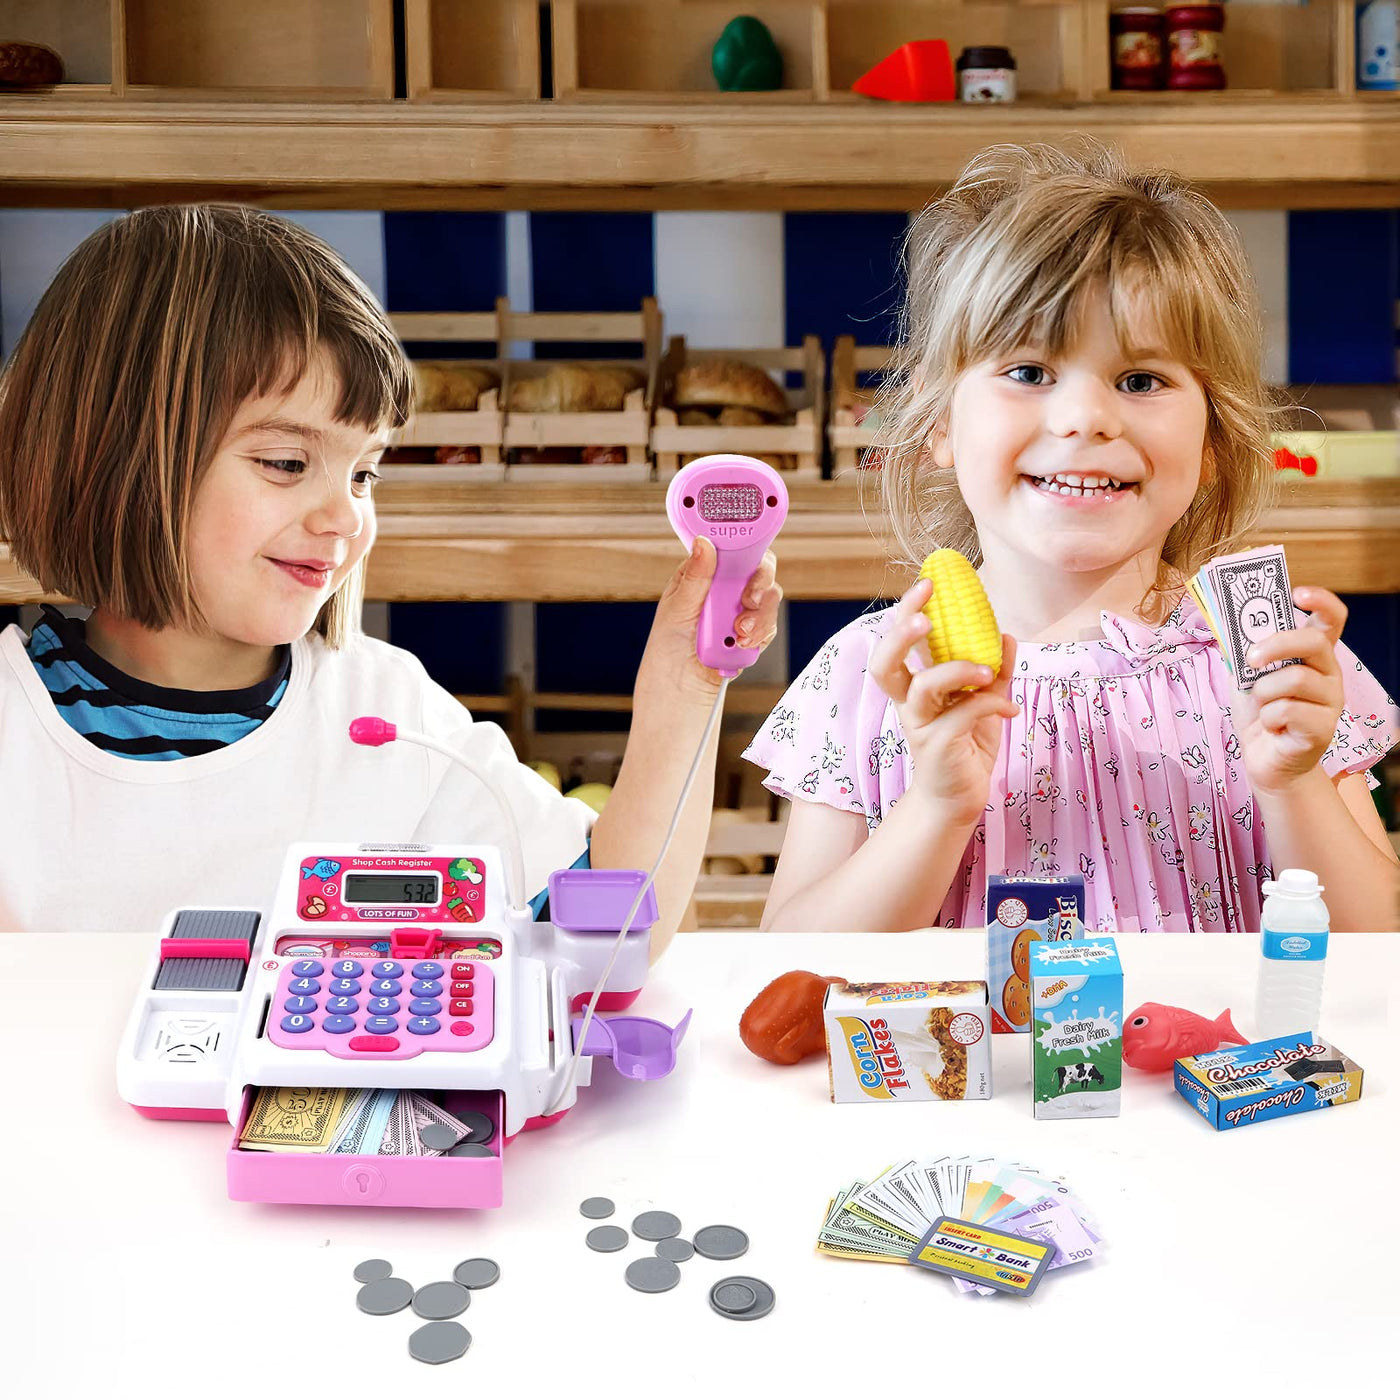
[500,296,662,483]
[654,335,824,480]
[404,0,540,102]
[387,308,507,485]
[115,0,395,100]
[829,335,894,479]
[552,0,827,102]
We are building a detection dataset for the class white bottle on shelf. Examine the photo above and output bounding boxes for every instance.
[1254,868,1330,1040]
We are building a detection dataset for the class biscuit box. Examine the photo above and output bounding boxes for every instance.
[1173,1033,1363,1131]
[824,981,992,1103]
[987,876,1086,1033]
[1029,938,1122,1119]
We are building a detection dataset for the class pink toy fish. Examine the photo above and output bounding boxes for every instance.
[1123,1003,1247,1073]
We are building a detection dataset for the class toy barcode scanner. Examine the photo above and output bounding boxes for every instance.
[666,455,789,678]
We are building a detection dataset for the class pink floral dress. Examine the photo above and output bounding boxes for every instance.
[744,596,1399,932]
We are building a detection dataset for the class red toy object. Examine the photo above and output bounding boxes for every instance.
[740,970,847,1065]
[1273,445,1320,477]
[852,40,955,102]
[1123,1002,1247,1073]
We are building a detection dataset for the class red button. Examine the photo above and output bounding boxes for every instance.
[451,981,473,997]
[349,1035,400,1052]
[450,1021,474,1036]
[452,963,475,979]
[450,999,474,1016]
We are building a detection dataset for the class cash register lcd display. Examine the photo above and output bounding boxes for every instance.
[342,874,441,905]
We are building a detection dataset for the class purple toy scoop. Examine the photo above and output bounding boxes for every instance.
[572,1010,693,1080]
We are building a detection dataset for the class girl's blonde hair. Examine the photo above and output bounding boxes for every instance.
[0,204,414,647]
[873,143,1275,608]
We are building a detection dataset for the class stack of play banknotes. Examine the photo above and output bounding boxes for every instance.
[1188,544,1300,692]
[238,1085,488,1156]
[817,1155,1102,1296]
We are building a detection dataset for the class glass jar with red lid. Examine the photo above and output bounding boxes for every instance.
[1166,4,1225,89]
[1111,8,1166,91]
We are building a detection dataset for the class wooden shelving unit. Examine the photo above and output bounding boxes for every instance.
[4,480,1398,605]
[0,1,1397,208]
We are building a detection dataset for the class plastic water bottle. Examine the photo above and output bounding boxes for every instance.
[1255,868,1330,1039]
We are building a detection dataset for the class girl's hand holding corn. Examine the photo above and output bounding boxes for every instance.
[869,566,1020,827]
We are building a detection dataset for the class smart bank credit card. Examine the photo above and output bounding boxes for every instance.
[907,1217,1053,1296]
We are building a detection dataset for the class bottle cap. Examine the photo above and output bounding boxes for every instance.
[1261,867,1324,898]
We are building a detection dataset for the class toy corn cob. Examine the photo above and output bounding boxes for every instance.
[918,549,1002,676]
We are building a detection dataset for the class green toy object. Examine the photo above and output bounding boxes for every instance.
[712,16,784,91]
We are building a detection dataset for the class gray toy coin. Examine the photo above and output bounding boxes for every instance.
[625,1257,681,1294]
[457,1110,496,1144]
[655,1238,694,1263]
[453,1258,500,1289]
[632,1210,681,1241]
[408,1321,472,1365]
[419,1123,461,1152]
[579,1196,615,1219]
[356,1277,414,1315]
[412,1281,471,1320]
[447,1141,494,1157]
[693,1225,749,1260]
[353,1258,393,1283]
[586,1225,629,1253]
[709,1276,775,1321]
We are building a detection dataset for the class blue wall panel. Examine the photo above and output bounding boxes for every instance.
[1288,210,1399,384]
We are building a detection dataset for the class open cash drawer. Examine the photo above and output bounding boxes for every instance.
[227,1086,504,1209]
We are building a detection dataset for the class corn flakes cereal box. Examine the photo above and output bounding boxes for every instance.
[987,875,1086,1034]
[1029,938,1122,1119]
[824,981,992,1103]
[1174,1033,1363,1130]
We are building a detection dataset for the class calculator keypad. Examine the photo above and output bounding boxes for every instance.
[266,957,495,1058]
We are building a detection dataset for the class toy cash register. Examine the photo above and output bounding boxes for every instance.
[116,839,688,1210]
[115,453,789,1212]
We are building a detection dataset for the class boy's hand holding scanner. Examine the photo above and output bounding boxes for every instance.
[666,454,788,679]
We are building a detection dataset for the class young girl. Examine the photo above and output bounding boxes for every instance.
[0,205,781,941]
[748,145,1399,934]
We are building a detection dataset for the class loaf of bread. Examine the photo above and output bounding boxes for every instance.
[412,362,498,413]
[508,363,644,414]
[0,42,63,88]
[673,359,788,418]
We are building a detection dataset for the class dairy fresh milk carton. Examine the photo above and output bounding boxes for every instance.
[824,981,992,1102]
[1029,938,1122,1119]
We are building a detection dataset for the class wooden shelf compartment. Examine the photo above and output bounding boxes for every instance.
[0,0,116,95]
[826,0,1089,103]
[404,0,540,102]
[1085,0,1352,101]
[552,0,828,102]
[118,0,395,101]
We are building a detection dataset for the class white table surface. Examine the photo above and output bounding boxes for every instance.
[3,930,1396,1398]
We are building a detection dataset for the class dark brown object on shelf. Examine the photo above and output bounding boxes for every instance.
[1166,4,1225,90]
[0,41,63,88]
[1110,7,1166,90]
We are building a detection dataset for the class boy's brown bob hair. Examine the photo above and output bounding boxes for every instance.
[0,204,413,647]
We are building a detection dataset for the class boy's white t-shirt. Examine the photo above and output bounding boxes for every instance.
[0,625,595,933]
